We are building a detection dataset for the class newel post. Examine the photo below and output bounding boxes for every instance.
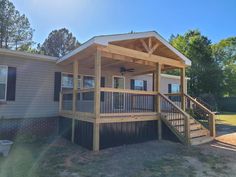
[72,59,79,143]
[93,49,101,151]
[210,114,216,138]
[185,115,191,146]
[155,63,162,140]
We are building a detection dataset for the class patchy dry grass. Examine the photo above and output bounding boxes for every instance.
[216,113,236,126]
[0,137,236,177]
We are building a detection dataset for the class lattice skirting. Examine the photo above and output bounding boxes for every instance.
[0,117,59,140]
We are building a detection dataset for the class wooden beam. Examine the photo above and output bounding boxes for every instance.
[100,44,186,68]
[101,51,156,66]
[93,49,101,151]
[59,111,95,123]
[140,39,150,53]
[100,112,158,117]
[99,114,160,123]
[72,60,78,143]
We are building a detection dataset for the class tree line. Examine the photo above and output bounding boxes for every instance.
[169,30,236,100]
[1,0,236,100]
[0,0,80,57]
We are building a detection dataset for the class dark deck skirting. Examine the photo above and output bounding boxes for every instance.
[99,120,159,149]
[58,117,93,150]
[74,120,93,150]
[59,117,181,150]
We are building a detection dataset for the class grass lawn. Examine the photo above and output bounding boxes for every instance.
[216,113,236,126]
[0,137,236,177]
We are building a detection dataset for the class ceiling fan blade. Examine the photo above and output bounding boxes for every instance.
[127,68,135,72]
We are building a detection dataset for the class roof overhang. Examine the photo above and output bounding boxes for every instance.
[0,48,58,62]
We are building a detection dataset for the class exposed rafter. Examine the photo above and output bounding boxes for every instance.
[140,39,150,53]
[149,43,160,55]
[140,37,160,55]
[148,37,152,50]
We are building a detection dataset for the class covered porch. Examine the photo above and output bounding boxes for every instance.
[55,34,188,151]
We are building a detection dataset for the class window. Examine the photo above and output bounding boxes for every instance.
[83,76,94,88]
[131,80,147,91]
[61,73,81,89]
[0,65,8,101]
[170,84,180,93]
[82,76,95,100]
[113,76,125,110]
[113,76,125,89]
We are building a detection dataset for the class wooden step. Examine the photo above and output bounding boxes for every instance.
[190,123,202,130]
[168,118,195,126]
[175,123,202,132]
[190,129,209,138]
[191,136,214,145]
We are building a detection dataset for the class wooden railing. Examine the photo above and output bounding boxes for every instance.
[164,93,182,108]
[59,88,215,141]
[164,93,215,137]
[60,88,95,113]
[195,97,217,112]
[100,88,158,114]
[184,94,215,137]
[159,93,190,145]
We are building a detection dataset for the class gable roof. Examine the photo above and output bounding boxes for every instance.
[57,31,191,66]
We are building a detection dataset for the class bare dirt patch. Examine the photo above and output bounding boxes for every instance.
[1,131,236,177]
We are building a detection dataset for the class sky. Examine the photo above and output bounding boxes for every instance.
[11,0,236,45]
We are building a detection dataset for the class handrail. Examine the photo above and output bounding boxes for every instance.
[159,93,190,145]
[159,93,189,118]
[164,93,182,96]
[184,93,215,137]
[184,94,214,116]
[61,88,95,94]
[100,87,158,95]
[195,97,216,112]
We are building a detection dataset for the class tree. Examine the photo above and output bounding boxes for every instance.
[170,30,223,97]
[41,28,80,57]
[0,0,34,49]
[212,37,236,96]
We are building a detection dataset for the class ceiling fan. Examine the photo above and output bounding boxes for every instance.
[120,67,135,75]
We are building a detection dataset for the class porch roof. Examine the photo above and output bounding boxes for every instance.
[57,31,192,66]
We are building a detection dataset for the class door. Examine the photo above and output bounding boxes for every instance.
[112,76,125,110]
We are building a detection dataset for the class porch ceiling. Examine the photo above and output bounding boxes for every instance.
[75,54,167,76]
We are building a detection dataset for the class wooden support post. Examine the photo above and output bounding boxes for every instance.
[180,68,186,111]
[185,115,191,146]
[59,92,63,113]
[155,63,162,140]
[210,114,216,138]
[72,60,78,143]
[93,49,101,151]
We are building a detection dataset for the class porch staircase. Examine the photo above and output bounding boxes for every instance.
[159,93,215,146]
